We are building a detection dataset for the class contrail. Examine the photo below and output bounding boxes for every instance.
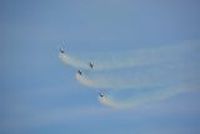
[98,82,200,109]
[59,40,200,71]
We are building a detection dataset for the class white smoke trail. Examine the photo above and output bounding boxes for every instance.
[76,61,199,90]
[59,52,90,70]
[99,82,200,109]
[59,40,200,71]
[76,70,168,89]
[59,40,200,109]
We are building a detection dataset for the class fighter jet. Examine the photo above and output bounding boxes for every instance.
[98,89,106,98]
[99,92,104,98]
[77,70,82,75]
[59,40,68,54]
[59,47,65,54]
[89,62,94,69]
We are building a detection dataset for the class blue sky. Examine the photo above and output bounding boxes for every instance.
[1,0,200,134]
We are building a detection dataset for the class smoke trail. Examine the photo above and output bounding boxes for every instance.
[99,81,200,109]
[59,40,200,108]
[59,52,90,70]
[76,61,199,90]
[76,69,168,89]
[59,40,200,71]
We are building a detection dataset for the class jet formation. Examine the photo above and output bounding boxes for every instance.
[59,47,105,98]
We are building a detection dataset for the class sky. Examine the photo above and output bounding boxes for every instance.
[1,0,200,134]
